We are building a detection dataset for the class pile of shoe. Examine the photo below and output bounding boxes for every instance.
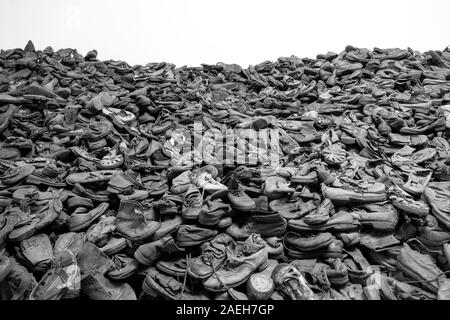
[1,41,450,300]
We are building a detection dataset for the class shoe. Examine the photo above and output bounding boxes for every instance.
[303,198,334,225]
[388,133,428,147]
[77,242,114,276]
[226,213,287,240]
[263,176,295,200]
[290,163,318,185]
[289,211,361,233]
[143,267,208,300]
[246,269,275,300]
[271,263,315,300]
[227,175,256,211]
[354,203,399,232]
[147,216,183,242]
[100,237,127,256]
[0,164,35,185]
[176,225,218,247]
[0,258,35,300]
[134,236,184,266]
[203,234,268,292]
[153,194,182,216]
[19,233,54,271]
[402,169,432,195]
[106,172,137,194]
[155,256,187,277]
[182,185,206,220]
[199,199,231,226]
[0,255,12,283]
[286,238,343,259]
[423,182,450,229]
[190,171,228,197]
[66,170,120,185]
[389,185,430,217]
[396,243,444,293]
[321,180,387,204]
[108,254,139,280]
[170,171,192,194]
[54,232,86,256]
[69,203,109,232]
[29,251,80,300]
[323,258,349,286]
[322,141,347,165]
[269,196,317,220]
[263,237,284,257]
[115,200,160,241]
[26,168,67,187]
[417,216,450,246]
[188,234,234,279]
[284,231,335,252]
[67,196,94,211]
[9,199,63,242]
[85,216,117,246]
[342,248,373,284]
[72,183,110,202]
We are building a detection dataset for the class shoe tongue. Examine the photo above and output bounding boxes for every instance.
[228,176,239,190]
[235,240,263,256]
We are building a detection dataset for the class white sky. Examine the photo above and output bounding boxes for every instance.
[1,0,450,67]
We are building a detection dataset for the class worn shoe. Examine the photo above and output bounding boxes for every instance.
[227,175,256,211]
[143,267,208,300]
[115,200,160,241]
[396,243,444,293]
[264,176,295,200]
[188,234,234,279]
[176,225,218,247]
[321,180,387,204]
[203,234,268,292]
[226,213,287,240]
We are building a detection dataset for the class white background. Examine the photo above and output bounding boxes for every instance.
[1,0,449,67]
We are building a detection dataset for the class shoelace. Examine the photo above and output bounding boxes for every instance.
[229,188,243,197]
[208,254,232,292]
[174,252,190,300]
